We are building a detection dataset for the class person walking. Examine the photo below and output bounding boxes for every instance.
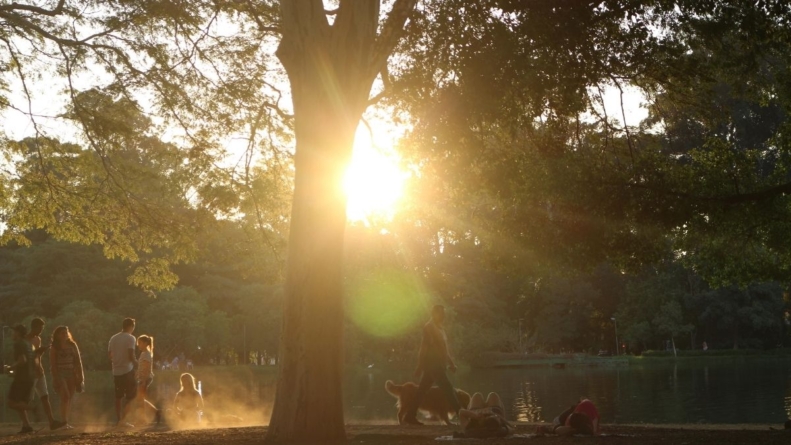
[50,326,84,429]
[402,305,462,425]
[26,318,65,430]
[6,325,36,434]
[135,335,161,424]
[108,318,138,427]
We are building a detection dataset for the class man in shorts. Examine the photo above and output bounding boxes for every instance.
[6,325,36,434]
[108,318,138,426]
[27,318,65,430]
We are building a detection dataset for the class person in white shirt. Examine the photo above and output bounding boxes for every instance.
[135,335,161,424]
[108,318,137,426]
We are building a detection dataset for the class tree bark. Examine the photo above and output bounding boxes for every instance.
[266,0,415,441]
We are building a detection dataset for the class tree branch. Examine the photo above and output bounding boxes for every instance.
[367,66,392,106]
[0,0,66,17]
[368,0,417,79]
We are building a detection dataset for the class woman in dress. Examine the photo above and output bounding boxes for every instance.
[49,326,84,429]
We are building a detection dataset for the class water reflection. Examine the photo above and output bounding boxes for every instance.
[513,381,542,422]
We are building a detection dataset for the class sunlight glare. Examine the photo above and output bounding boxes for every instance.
[344,124,408,222]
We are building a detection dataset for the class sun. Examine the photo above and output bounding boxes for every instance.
[344,124,408,223]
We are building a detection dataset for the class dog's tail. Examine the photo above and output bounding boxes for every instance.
[384,380,401,397]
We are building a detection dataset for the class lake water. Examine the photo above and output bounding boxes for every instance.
[1,358,789,425]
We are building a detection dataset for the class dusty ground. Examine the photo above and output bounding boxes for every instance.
[0,423,787,444]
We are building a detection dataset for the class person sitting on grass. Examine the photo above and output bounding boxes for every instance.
[454,392,511,438]
[173,373,204,426]
[536,397,600,436]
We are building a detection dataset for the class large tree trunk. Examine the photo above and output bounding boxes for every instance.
[266,0,416,441]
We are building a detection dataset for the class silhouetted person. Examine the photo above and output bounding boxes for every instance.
[26,318,65,430]
[173,373,204,426]
[109,318,137,427]
[50,326,84,429]
[402,305,461,425]
[6,325,36,434]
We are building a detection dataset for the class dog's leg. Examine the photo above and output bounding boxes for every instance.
[397,405,406,425]
[440,411,451,425]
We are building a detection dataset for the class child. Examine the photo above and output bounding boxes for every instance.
[174,373,204,426]
[136,335,161,424]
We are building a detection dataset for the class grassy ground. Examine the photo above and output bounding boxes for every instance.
[0,423,787,444]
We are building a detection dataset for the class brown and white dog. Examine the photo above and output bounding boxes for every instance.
[385,380,471,425]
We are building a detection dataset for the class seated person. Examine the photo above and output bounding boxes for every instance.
[173,373,204,426]
[537,397,600,436]
[455,392,511,438]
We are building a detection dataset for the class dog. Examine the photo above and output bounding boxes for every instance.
[385,380,471,425]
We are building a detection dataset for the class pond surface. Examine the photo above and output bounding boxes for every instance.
[1,358,789,425]
[351,358,791,424]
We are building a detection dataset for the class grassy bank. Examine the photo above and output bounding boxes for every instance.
[0,424,788,445]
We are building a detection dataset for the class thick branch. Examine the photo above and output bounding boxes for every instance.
[0,0,65,16]
[367,66,392,106]
[368,0,417,78]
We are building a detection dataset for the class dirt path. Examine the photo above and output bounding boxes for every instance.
[0,424,787,444]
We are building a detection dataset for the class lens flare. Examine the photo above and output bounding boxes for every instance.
[347,269,429,337]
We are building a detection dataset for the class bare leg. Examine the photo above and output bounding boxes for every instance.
[60,392,71,426]
[403,371,436,423]
[120,397,135,425]
[16,408,31,428]
[485,392,504,411]
[469,393,485,410]
[115,398,122,423]
[40,395,56,425]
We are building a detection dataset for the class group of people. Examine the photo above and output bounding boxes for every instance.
[6,319,82,434]
[401,305,601,437]
[6,317,206,435]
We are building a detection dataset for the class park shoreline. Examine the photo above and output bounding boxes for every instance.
[0,423,787,444]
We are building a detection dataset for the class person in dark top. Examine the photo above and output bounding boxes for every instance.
[402,305,461,425]
[6,325,36,434]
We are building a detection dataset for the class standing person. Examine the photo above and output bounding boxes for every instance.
[108,318,138,427]
[27,318,65,430]
[6,325,36,434]
[402,305,461,425]
[135,335,161,424]
[50,326,84,429]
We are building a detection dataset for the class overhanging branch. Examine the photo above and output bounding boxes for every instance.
[0,0,66,17]
[368,0,417,79]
